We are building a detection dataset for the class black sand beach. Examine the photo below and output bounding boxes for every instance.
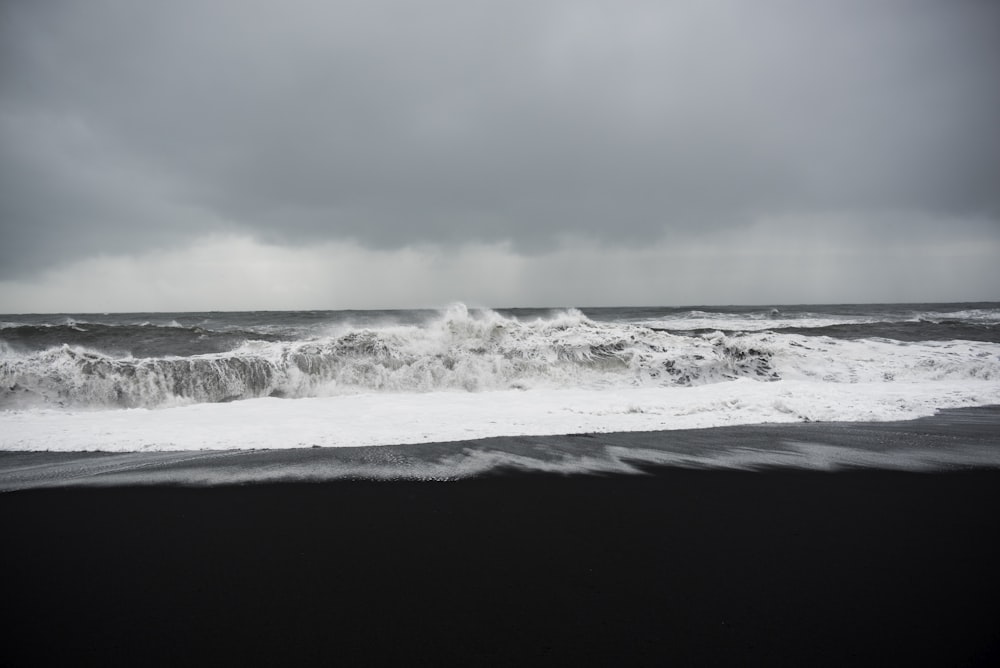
[4,463,1000,665]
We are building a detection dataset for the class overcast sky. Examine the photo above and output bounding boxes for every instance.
[1,0,998,312]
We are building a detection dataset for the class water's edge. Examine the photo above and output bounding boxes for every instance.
[2,405,998,491]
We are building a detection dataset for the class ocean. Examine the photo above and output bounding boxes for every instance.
[1,301,999,485]
[4,303,1000,665]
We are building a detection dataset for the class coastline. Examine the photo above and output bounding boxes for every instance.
[2,407,999,665]
[2,404,999,490]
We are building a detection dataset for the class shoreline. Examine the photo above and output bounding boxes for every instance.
[2,404,1000,491]
[3,407,999,664]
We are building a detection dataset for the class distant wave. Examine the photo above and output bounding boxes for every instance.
[0,322,281,358]
[637,307,1000,335]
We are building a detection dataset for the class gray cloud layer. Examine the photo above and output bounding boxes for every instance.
[2,0,999,283]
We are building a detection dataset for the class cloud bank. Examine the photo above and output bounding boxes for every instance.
[1,0,998,309]
[2,215,996,313]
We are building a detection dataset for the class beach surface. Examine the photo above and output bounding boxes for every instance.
[3,409,999,665]
[2,406,1000,490]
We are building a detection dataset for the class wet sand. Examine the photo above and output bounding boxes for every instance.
[3,406,1000,490]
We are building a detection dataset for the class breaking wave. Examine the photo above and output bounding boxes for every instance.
[2,304,998,410]
[0,305,775,408]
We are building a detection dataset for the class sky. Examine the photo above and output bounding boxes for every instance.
[1,0,998,312]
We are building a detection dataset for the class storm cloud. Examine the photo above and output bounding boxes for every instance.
[1,0,998,308]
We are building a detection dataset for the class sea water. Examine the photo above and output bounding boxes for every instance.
[1,302,998,452]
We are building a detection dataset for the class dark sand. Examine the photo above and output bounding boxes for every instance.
[3,467,999,666]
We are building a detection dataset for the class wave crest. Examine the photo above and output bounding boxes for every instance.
[3,305,998,410]
[0,307,776,408]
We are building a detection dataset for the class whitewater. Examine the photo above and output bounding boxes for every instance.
[2,302,998,452]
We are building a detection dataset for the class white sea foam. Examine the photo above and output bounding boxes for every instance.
[2,377,999,452]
